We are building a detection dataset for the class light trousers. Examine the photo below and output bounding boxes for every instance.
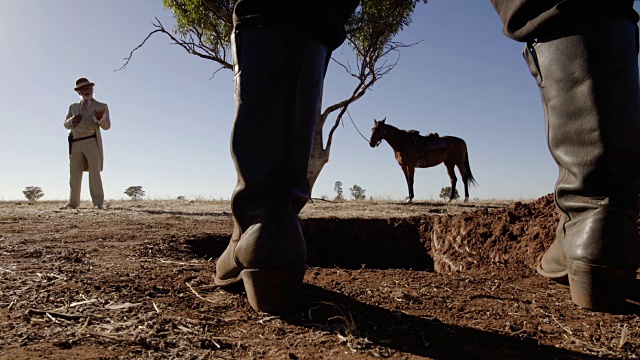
[68,138,104,207]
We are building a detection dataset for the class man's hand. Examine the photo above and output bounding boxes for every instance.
[71,114,82,126]
[93,108,105,122]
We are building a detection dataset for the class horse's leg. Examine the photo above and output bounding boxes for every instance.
[407,166,415,202]
[458,162,470,203]
[444,159,457,202]
[401,165,414,203]
[453,150,471,203]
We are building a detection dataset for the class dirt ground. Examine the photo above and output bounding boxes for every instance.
[1,196,639,359]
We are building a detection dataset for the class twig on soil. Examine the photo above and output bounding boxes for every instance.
[27,308,86,321]
[46,312,60,323]
[104,302,142,310]
[186,282,217,304]
[536,308,572,335]
[36,272,66,281]
[70,299,98,307]
[80,316,91,332]
[85,331,160,350]
[619,324,628,349]
[159,259,203,266]
[177,325,193,333]
[193,284,219,289]
[258,316,278,324]
[152,301,160,313]
[319,301,359,337]
[307,305,322,321]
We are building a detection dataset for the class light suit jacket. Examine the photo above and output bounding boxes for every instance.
[63,99,111,171]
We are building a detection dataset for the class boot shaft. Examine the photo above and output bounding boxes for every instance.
[230,26,329,227]
[524,16,640,215]
[525,16,640,271]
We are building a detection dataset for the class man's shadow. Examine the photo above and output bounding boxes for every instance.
[281,283,614,360]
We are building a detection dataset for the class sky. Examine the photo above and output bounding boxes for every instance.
[2,1,638,202]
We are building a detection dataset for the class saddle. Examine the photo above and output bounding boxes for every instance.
[409,130,447,167]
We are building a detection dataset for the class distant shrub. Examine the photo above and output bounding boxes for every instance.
[350,184,366,201]
[124,186,146,200]
[23,186,44,202]
[439,186,460,200]
[334,181,344,201]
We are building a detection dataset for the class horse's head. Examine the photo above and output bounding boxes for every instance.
[369,117,386,147]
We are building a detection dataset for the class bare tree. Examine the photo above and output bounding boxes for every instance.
[118,0,427,188]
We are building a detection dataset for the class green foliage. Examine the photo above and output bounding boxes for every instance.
[349,184,366,201]
[346,0,428,59]
[334,181,344,201]
[160,0,427,72]
[162,0,234,64]
[439,186,459,200]
[124,186,146,200]
[22,186,44,202]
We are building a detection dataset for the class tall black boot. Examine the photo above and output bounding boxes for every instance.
[214,26,328,314]
[525,17,640,311]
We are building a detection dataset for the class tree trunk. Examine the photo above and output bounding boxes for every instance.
[308,110,330,191]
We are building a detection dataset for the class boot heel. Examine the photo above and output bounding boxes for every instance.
[241,266,307,314]
[567,261,636,312]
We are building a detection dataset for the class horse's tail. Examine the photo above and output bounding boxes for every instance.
[464,148,477,187]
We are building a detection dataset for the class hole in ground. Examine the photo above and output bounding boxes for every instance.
[182,218,434,271]
[303,218,433,271]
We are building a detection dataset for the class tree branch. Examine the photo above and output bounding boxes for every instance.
[115,28,165,71]
[201,0,233,25]
[115,18,233,73]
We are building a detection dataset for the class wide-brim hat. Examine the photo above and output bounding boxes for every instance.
[74,77,95,91]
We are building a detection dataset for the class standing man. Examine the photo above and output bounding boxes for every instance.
[62,78,111,209]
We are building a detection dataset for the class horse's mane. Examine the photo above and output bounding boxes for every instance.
[382,122,433,138]
[380,122,405,133]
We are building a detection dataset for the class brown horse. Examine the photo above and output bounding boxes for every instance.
[369,118,477,202]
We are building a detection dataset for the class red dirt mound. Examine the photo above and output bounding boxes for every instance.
[430,194,558,277]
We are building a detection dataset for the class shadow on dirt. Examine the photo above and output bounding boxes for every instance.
[289,284,606,360]
[119,208,232,217]
[185,234,230,259]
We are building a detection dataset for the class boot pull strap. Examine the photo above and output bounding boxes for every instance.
[523,42,543,85]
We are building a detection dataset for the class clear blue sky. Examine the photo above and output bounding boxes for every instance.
[2,1,638,202]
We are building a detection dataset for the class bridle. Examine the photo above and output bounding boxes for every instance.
[371,123,386,147]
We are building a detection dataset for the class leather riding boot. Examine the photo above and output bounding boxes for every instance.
[214,26,328,314]
[525,17,640,311]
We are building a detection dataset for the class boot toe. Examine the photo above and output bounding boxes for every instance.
[536,238,569,283]
[536,262,569,285]
[214,242,243,287]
